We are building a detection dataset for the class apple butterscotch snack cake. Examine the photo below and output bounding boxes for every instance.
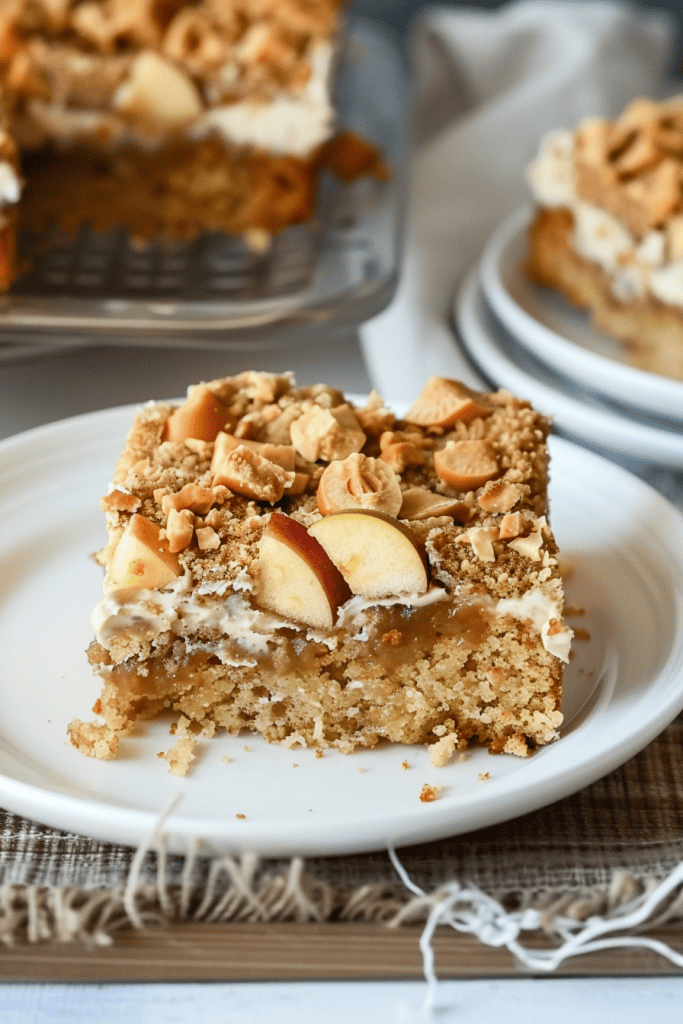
[526,96,683,381]
[70,372,572,773]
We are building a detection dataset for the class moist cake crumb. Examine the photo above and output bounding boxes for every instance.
[74,372,571,771]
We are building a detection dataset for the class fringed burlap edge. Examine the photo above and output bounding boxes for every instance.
[3,852,683,970]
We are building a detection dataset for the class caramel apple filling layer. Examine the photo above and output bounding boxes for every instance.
[72,372,571,769]
[87,591,563,753]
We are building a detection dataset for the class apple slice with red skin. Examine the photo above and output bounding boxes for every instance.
[108,513,181,590]
[308,509,429,599]
[256,512,352,629]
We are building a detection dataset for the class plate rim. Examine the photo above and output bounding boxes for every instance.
[455,266,683,469]
[479,206,683,421]
[2,402,683,856]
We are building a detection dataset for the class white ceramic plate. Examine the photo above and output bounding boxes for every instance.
[455,267,683,469]
[480,207,683,424]
[1,404,683,857]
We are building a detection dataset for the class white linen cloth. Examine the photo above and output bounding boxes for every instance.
[360,0,677,402]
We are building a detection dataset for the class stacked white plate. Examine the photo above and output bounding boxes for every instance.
[453,207,683,470]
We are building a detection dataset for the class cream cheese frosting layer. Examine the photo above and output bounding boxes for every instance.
[14,41,336,160]
[92,574,572,666]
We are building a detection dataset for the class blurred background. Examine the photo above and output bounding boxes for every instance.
[355,0,683,67]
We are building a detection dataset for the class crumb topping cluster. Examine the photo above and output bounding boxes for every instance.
[98,371,558,613]
[575,97,683,241]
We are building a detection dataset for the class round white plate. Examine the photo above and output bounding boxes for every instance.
[1,405,683,857]
[480,207,683,424]
[455,267,683,469]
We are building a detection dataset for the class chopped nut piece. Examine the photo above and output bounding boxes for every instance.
[499,512,522,539]
[405,378,492,428]
[508,519,545,561]
[212,432,296,471]
[317,453,402,517]
[399,487,471,523]
[212,445,289,503]
[290,403,366,463]
[160,483,220,516]
[460,526,499,562]
[165,508,194,553]
[434,439,500,491]
[355,390,396,436]
[478,481,525,514]
[100,489,141,513]
[196,526,220,551]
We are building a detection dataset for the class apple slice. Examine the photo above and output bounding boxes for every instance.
[256,513,351,629]
[114,51,202,124]
[404,378,492,428]
[308,510,429,598]
[108,513,181,590]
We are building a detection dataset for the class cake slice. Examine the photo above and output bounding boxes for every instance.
[526,96,683,381]
[0,0,383,254]
[70,373,571,772]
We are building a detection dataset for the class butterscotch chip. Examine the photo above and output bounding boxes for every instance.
[405,378,492,428]
[434,439,499,491]
[317,453,402,517]
[399,487,471,523]
[165,386,235,444]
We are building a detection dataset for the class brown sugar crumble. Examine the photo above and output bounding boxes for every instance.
[73,372,571,772]
[420,783,442,803]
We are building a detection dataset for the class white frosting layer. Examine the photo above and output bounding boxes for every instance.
[19,41,335,160]
[93,575,571,665]
[496,585,573,663]
[194,43,335,158]
[0,161,21,207]
[527,130,683,308]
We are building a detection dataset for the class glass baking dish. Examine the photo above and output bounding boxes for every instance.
[0,20,407,352]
